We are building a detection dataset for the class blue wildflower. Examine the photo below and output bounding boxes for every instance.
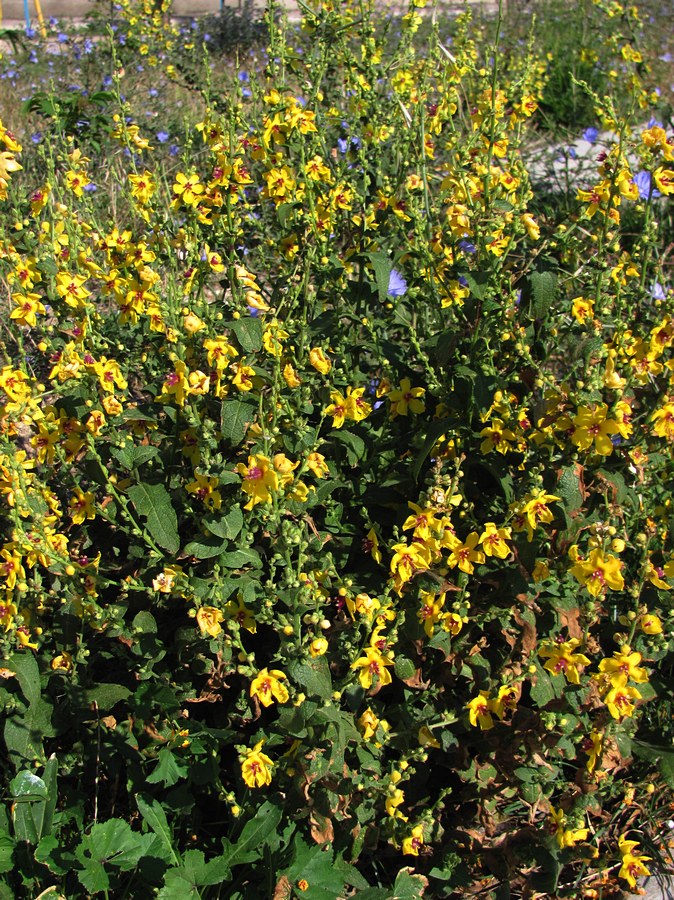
[388,269,408,297]
[633,171,661,201]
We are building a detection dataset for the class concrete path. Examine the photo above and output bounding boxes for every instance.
[642,873,674,900]
[0,0,223,20]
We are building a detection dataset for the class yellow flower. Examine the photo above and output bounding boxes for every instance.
[283,363,301,388]
[640,613,662,635]
[418,725,441,748]
[385,787,405,818]
[196,606,224,638]
[478,522,511,559]
[417,591,446,637]
[651,402,674,440]
[351,647,394,690]
[309,347,332,375]
[390,540,432,586]
[387,378,425,417]
[402,824,425,856]
[521,213,540,240]
[583,730,603,773]
[364,528,382,565]
[309,637,328,657]
[603,675,642,720]
[231,363,256,392]
[51,651,73,673]
[358,707,378,740]
[467,692,494,730]
[240,740,274,788]
[571,403,620,455]
[152,566,182,594]
[570,549,624,597]
[69,488,96,525]
[538,639,591,684]
[444,532,484,574]
[224,596,257,633]
[186,472,222,511]
[618,835,651,888]
[345,386,372,422]
[324,390,348,429]
[488,684,518,720]
[549,805,589,849]
[236,455,279,510]
[250,668,289,707]
[306,452,329,478]
[598,648,649,685]
[479,418,517,454]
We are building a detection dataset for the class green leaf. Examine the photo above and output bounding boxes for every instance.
[9,770,48,801]
[219,548,261,569]
[146,749,189,787]
[110,445,159,470]
[222,800,282,868]
[332,430,365,466]
[4,653,40,707]
[366,251,393,303]
[289,655,332,700]
[78,819,149,869]
[391,867,429,898]
[3,654,53,768]
[633,741,674,789]
[133,610,158,634]
[220,400,255,445]
[83,683,132,711]
[230,316,263,352]
[12,757,59,847]
[530,663,563,707]
[522,269,557,319]
[183,537,228,559]
[463,271,489,301]
[136,794,180,865]
[127,483,180,554]
[0,830,14,875]
[205,507,244,541]
[394,657,416,680]
[158,851,206,900]
[412,417,452,482]
[556,464,584,516]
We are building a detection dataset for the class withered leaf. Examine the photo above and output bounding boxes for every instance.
[310,810,334,845]
[272,876,292,900]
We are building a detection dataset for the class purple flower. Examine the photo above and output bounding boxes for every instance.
[156,131,169,143]
[582,126,599,143]
[387,269,407,297]
[31,132,43,144]
[57,33,68,43]
[84,182,97,193]
[238,71,249,82]
[633,170,661,200]
[459,240,476,254]
[651,282,667,300]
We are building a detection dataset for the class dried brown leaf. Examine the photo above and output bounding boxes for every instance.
[272,876,292,900]
[559,607,583,640]
[310,810,334,845]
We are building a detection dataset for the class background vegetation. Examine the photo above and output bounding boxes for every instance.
[0,0,674,896]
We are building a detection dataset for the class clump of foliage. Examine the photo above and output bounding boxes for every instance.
[0,0,673,897]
